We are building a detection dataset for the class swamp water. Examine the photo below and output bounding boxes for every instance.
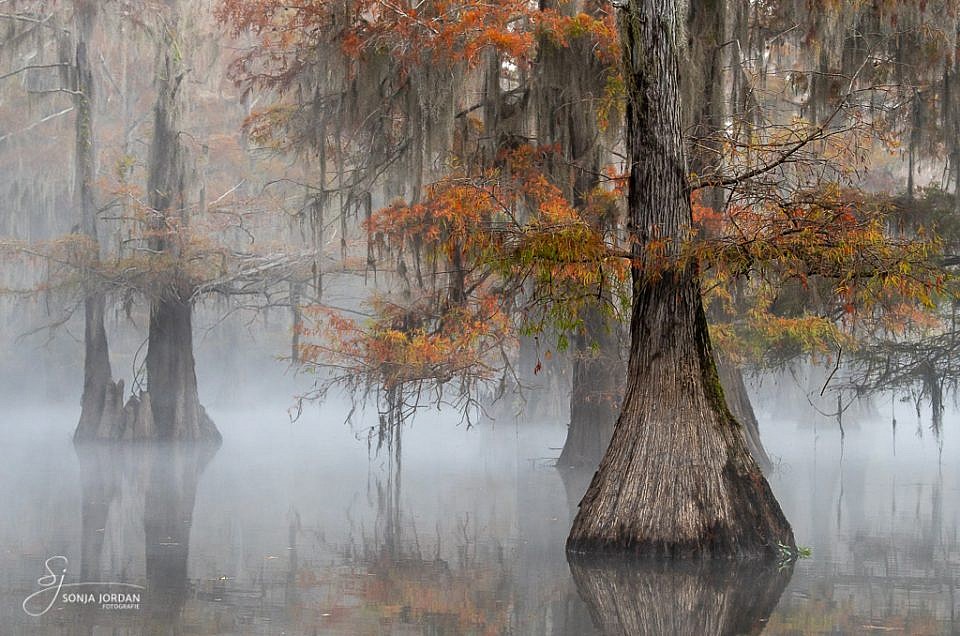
[1,393,958,634]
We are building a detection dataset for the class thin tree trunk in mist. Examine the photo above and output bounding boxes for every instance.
[686,0,773,472]
[73,2,116,441]
[566,0,793,557]
[291,281,302,362]
[568,557,793,635]
[531,10,624,463]
[558,131,624,468]
[558,302,623,469]
[715,355,771,471]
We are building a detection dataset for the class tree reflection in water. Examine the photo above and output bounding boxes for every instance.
[73,441,218,634]
[10,412,956,634]
[568,556,794,636]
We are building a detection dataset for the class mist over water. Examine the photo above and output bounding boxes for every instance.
[1,357,958,634]
[3,0,959,632]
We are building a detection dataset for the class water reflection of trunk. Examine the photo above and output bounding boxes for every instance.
[284,509,301,617]
[77,446,120,584]
[74,443,217,630]
[553,467,606,635]
[373,392,404,558]
[375,433,403,560]
[143,445,216,625]
[567,557,793,635]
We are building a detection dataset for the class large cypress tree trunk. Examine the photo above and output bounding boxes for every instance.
[146,294,218,440]
[566,0,793,557]
[143,2,219,442]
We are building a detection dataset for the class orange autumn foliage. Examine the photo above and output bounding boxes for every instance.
[219,0,618,74]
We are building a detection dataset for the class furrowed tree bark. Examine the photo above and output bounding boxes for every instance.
[558,345,772,472]
[566,0,794,557]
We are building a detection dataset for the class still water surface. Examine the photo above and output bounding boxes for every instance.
[1,395,958,635]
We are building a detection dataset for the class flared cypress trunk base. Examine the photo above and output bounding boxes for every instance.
[76,293,115,441]
[556,332,770,474]
[74,296,221,443]
[75,380,155,441]
[73,384,218,443]
[145,297,220,442]
[557,353,772,472]
[566,278,794,558]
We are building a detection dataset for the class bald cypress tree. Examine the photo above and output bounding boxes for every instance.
[142,0,218,441]
[566,0,794,557]
[73,1,116,440]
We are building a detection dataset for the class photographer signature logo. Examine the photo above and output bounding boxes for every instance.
[22,556,145,617]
